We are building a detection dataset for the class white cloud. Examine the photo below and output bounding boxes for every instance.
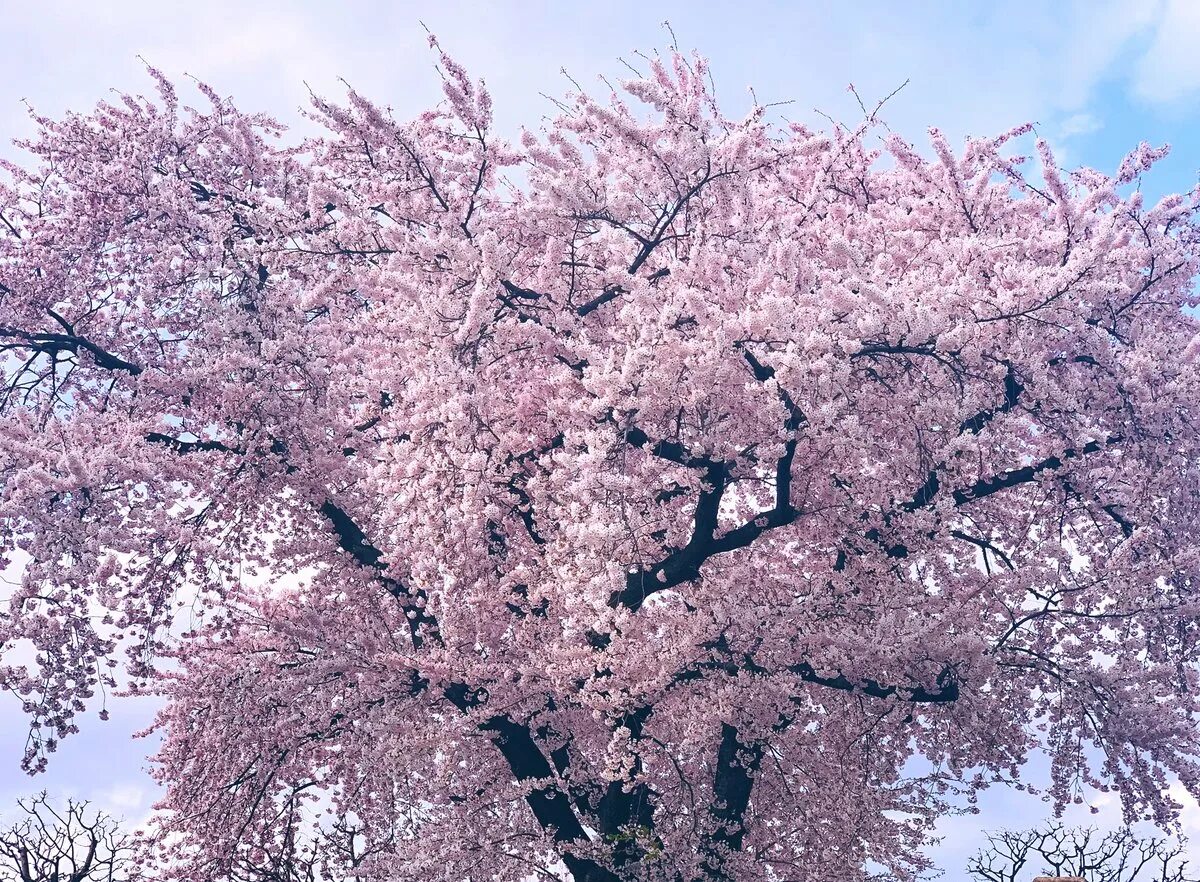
[1059,111,1103,140]
[1054,0,1163,108]
[1132,0,1200,104]
[98,783,147,816]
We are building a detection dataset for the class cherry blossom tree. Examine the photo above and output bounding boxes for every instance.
[2,41,1200,882]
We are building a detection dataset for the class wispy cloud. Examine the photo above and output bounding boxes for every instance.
[1132,0,1200,105]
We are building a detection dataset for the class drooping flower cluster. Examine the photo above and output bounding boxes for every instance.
[2,47,1200,882]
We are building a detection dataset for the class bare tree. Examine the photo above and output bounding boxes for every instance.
[968,824,1196,882]
[0,793,135,882]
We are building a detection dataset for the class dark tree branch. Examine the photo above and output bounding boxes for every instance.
[611,349,804,612]
[318,500,439,649]
[950,529,1016,572]
[0,793,133,882]
[1102,503,1135,539]
[149,432,625,879]
[443,688,621,882]
[854,437,1121,570]
[667,643,960,707]
[574,164,732,317]
[592,706,657,872]
[788,661,960,703]
[699,723,762,882]
[851,342,943,359]
[952,438,1120,506]
[959,360,1024,435]
[628,163,725,275]
[144,432,439,648]
[145,433,244,455]
[500,279,546,301]
[576,284,628,317]
[894,437,1120,518]
[623,426,726,471]
[0,325,143,375]
[968,822,1198,882]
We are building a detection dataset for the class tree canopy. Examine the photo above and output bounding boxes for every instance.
[2,43,1199,882]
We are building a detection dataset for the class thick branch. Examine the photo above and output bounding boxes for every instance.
[952,437,1119,506]
[593,706,656,871]
[895,437,1120,518]
[669,645,960,706]
[860,437,1121,565]
[959,361,1024,435]
[611,350,804,612]
[789,661,960,703]
[144,431,439,646]
[145,433,244,455]
[624,426,726,471]
[611,499,799,612]
[444,687,619,882]
[699,723,762,882]
[577,285,628,317]
[319,500,439,648]
[0,326,143,375]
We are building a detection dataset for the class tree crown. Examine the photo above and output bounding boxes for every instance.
[2,44,1199,882]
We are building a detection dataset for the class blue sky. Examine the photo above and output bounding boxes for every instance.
[2,0,1200,876]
